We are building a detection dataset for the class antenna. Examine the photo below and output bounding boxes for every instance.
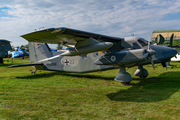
[147,32,155,69]
[148,33,150,50]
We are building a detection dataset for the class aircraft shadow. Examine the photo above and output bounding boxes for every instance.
[0,64,12,67]
[16,71,114,80]
[16,71,180,102]
[107,71,180,102]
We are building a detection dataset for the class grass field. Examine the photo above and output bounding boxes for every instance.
[1,58,180,119]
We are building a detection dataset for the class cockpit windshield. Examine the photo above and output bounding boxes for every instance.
[138,38,149,47]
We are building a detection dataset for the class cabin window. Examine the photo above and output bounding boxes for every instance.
[47,44,66,51]
[138,39,148,47]
[93,52,99,57]
[133,42,141,49]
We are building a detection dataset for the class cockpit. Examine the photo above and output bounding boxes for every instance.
[123,37,151,49]
[137,38,150,47]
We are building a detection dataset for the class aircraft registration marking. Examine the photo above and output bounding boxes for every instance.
[61,59,75,65]
[46,63,57,66]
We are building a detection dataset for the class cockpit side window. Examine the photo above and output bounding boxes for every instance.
[138,39,148,47]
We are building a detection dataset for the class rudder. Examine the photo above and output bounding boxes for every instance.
[29,42,53,62]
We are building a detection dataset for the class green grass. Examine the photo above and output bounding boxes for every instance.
[1,58,180,119]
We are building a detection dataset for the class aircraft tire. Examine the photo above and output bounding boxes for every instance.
[0,58,3,63]
[121,82,130,85]
[139,76,147,78]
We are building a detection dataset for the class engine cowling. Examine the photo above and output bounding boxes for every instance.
[94,49,152,66]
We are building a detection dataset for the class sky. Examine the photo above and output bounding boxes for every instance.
[1,0,180,46]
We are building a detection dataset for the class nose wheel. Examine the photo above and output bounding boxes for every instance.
[134,66,148,78]
[31,70,37,74]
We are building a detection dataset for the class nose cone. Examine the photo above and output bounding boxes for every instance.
[151,45,177,62]
[172,48,177,56]
[165,47,177,59]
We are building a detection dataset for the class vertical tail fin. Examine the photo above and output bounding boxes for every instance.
[169,33,174,47]
[156,34,165,45]
[29,42,52,62]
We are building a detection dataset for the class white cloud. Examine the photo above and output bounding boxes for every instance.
[1,0,180,46]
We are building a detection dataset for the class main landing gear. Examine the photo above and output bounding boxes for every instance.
[114,65,149,85]
[0,58,3,63]
[114,66,132,85]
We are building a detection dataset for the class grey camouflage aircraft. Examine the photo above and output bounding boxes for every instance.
[8,27,177,84]
[0,39,12,63]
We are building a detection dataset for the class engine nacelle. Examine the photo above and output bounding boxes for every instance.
[94,49,147,66]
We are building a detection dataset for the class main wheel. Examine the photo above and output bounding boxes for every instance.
[0,58,3,63]
[121,82,130,85]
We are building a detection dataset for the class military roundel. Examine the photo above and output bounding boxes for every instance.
[110,55,116,62]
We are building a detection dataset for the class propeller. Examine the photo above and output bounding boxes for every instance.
[147,35,155,69]
[143,49,155,69]
[150,56,155,69]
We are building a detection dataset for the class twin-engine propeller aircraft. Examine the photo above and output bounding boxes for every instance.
[154,33,180,62]
[0,39,12,63]
[8,27,177,84]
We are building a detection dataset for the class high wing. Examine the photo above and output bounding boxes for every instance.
[9,27,178,84]
[21,27,123,56]
[21,27,123,44]
[0,39,12,51]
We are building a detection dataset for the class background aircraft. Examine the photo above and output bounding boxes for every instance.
[154,33,180,61]
[8,47,29,59]
[8,27,177,85]
[0,39,12,63]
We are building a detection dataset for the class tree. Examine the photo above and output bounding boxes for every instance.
[20,44,29,52]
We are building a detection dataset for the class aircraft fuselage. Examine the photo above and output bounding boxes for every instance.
[33,37,177,73]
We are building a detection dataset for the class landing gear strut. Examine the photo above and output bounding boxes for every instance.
[134,65,148,78]
[114,66,132,85]
[0,58,3,63]
[31,69,37,74]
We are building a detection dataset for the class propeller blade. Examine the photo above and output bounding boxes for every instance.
[150,56,155,69]
[148,35,150,50]
[143,53,149,59]
[146,49,156,69]
[146,36,156,69]
[161,62,167,69]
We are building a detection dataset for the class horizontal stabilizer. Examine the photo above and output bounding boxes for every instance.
[172,45,180,48]
[7,63,43,68]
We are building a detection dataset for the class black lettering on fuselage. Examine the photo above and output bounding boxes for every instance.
[46,63,57,66]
